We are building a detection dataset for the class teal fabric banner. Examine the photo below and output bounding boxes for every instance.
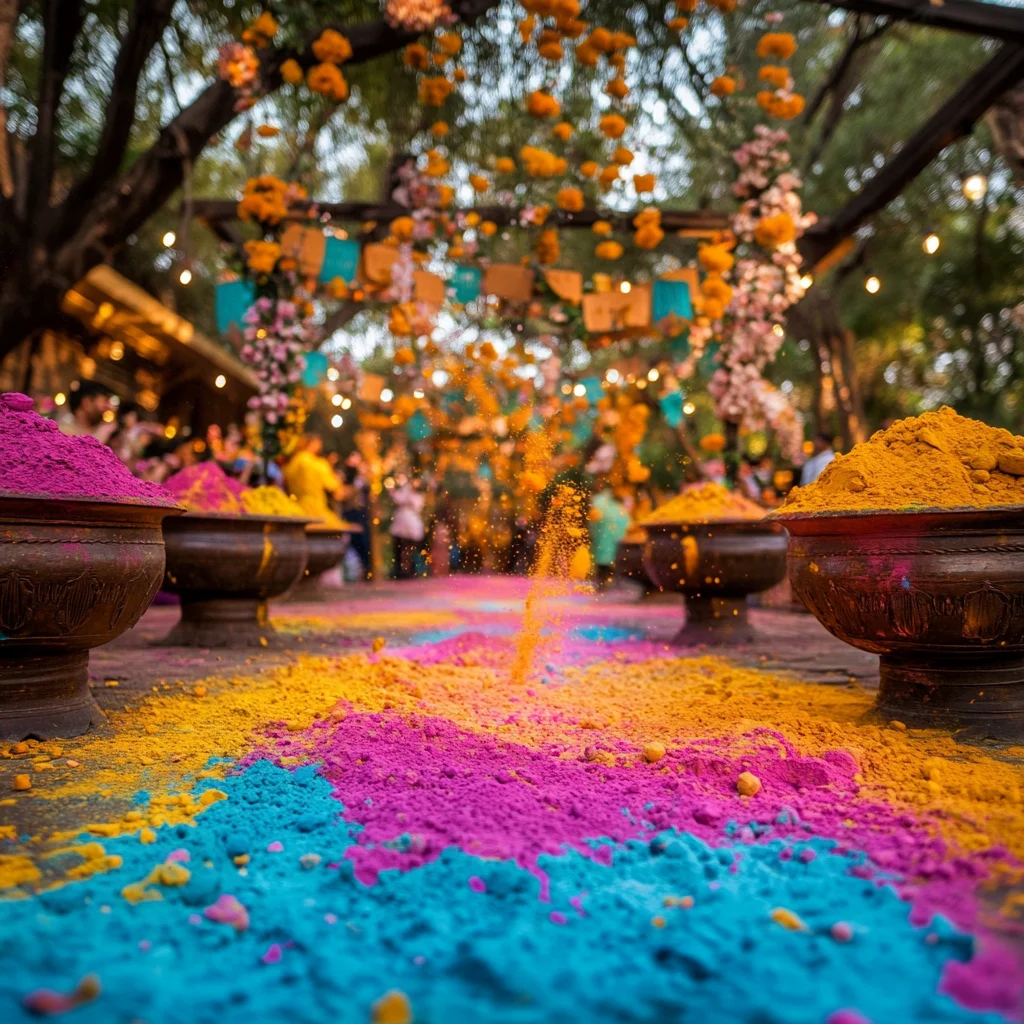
[450,265,482,304]
[215,279,255,335]
[652,278,693,323]
[319,238,360,285]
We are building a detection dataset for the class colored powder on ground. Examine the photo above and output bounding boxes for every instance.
[641,481,765,525]
[0,759,1007,1024]
[164,462,246,514]
[0,393,176,506]
[778,407,1024,515]
[240,485,306,518]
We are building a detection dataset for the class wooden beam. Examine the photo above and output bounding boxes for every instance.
[189,199,731,236]
[800,43,1024,269]
[806,0,1024,44]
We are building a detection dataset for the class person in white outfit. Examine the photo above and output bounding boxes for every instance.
[390,478,426,579]
[800,432,836,487]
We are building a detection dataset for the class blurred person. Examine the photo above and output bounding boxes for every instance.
[64,381,115,443]
[589,482,630,588]
[390,477,426,580]
[108,402,164,468]
[737,458,762,501]
[800,432,836,487]
[283,434,346,522]
[342,461,371,580]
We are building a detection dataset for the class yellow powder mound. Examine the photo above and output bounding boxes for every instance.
[241,486,308,518]
[778,407,1024,516]
[641,482,764,525]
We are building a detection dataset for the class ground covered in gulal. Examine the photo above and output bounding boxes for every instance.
[1,577,1023,1023]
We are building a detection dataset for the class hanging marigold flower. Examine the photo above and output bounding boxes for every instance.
[312,29,353,64]
[390,216,415,241]
[702,297,725,320]
[634,225,665,249]
[609,52,626,72]
[756,32,798,60]
[595,240,623,260]
[612,146,634,166]
[592,220,613,236]
[419,76,454,105]
[480,221,498,237]
[706,0,736,11]
[599,113,627,138]
[469,173,490,193]
[610,31,636,50]
[256,124,279,138]
[756,90,805,119]
[218,43,259,89]
[424,149,450,177]
[518,15,536,43]
[701,275,733,306]
[575,42,600,67]
[535,228,560,265]
[710,75,736,97]
[243,239,282,274]
[633,173,656,193]
[394,346,417,366]
[280,58,303,85]
[587,27,614,53]
[598,165,620,189]
[520,145,567,177]
[557,17,587,39]
[307,63,349,102]
[325,278,349,299]
[633,208,661,229]
[556,187,585,212]
[389,306,413,337]
[668,16,688,31]
[237,175,291,224]
[552,121,573,141]
[539,40,564,61]
[759,65,790,89]
[430,120,449,136]
[526,90,561,119]
[436,184,455,205]
[529,204,551,225]
[579,160,599,178]
[242,11,278,48]
[495,156,516,173]
[698,243,734,273]
[436,32,462,56]
[605,77,629,99]
[464,212,481,227]
[753,211,797,248]
[453,67,467,82]
[403,43,430,70]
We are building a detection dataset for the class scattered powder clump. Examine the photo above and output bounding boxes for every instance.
[778,406,1024,515]
[641,481,764,525]
[0,392,176,506]
[164,462,246,514]
[240,486,307,518]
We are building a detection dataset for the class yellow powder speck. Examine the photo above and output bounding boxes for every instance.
[771,907,807,931]
[0,855,42,889]
[737,771,762,797]
[651,915,666,928]
[372,989,412,1024]
[643,742,666,763]
[13,774,30,791]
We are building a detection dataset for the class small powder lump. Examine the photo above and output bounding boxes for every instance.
[778,407,1024,516]
[641,481,764,526]
[164,463,246,514]
[0,392,177,507]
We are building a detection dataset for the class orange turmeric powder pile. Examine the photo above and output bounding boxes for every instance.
[778,407,1024,516]
[641,481,764,525]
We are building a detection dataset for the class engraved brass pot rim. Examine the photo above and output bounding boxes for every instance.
[775,505,1024,529]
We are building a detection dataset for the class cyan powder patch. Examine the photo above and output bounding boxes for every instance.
[0,760,1004,1024]
[570,624,645,642]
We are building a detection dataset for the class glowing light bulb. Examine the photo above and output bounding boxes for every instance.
[331,414,343,428]
[923,233,940,255]
[54,392,66,406]
[605,368,620,384]
[647,368,659,382]
[178,268,192,285]
[341,397,352,410]
[380,388,394,403]
[162,231,176,247]
[865,275,881,294]
[620,281,632,294]
[799,274,813,290]
[214,374,227,389]
[326,367,340,381]
[413,389,425,399]
[962,174,987,202]
[572,383,586,397]
[683,401,696,416]
[331,393,343,407]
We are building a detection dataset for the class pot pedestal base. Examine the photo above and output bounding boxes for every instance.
[674,596,755,646]
[0,651,103,740]
[160,598,277,648]
[878,654,1024,741]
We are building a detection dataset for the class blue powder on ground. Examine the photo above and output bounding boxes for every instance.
[0,761,1002,1024]
[570,625,645,642]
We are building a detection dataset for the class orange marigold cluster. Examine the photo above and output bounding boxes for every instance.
[520,145,567,177]
[419,76,454,106]
[556,187,585,212]
[308,63,348,102]
[756,90,805,119]
[526,90,561,119]
[633,208,664,249]
[243,239,281,275]
[710,75,736,97]
[600,113,627,139]
[756,32,798,60]
[595,240,623,260]
[753,212,797,249]
[237,175,294,225]
[312,29,352,64]
[535,227,560,265]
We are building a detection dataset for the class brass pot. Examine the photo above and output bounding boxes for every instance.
[642,519,789,644]
[783,507,1024,738]
[285,524,353,602]
[161,513,309,646]
[0,495,181,739]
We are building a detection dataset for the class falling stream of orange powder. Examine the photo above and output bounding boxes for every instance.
[511,432,593,683]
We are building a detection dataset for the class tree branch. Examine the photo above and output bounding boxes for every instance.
[24,0,84,227]
[58,0,177,229]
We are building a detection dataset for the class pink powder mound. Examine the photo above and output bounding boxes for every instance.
[164,462,246,514]
[0,392,177,506]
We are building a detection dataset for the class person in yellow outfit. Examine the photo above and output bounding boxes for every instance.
[283,435,347,526]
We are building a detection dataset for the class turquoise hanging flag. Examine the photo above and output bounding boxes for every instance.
[580,376,603,404]
[660,391,684,428]
[699,342,721,377]
[302,350,329,386]
[653,278,693,324]
[669,333,691,362]
[406,409,433,441]
[450,265,482,304]
[215,279,255,335]
[319,237,360,285]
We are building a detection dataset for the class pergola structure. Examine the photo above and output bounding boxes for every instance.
[192,0,1024,280]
